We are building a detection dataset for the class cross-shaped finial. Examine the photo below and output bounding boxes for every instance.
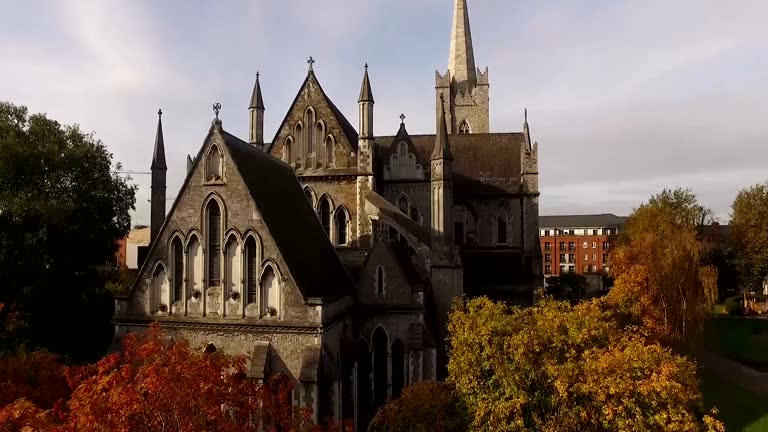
[157,108,162,117]
[256,71,260,79]
[364,62,368,70]
[213,103,221,120]
[307,56,315,71]
[399,113,406,124]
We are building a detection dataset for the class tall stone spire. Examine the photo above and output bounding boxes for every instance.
[358,63,374,103]
[151,109,167,170]
[249,72,265,110]
[249,72,265,149]
[150,109,167,242]
[447,0,477,90]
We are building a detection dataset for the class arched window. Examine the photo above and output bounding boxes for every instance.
[303,186,315,208]
[187,235,202,298]
[397,196,408,214]
[261,266,278,317]
[409,206,420,224]
[391,339,405,398]
[206,145,223,181]
[459,120,471,134]
[466,209,477,245]
[207,200,222,286]
[372,327,389,408]
[497,206,509,245]
[305,109,316,153]
[375,266,384,296]
[245,236,259,305]
[224,235,240,305]
[294,123,303,158]
[324,136,334,168]
[313,121,324,155]
[318,196,331,237]
[153,263,169,312]
[335,207,348,246]
[171,237,184,304]
[284,137,292,163]
[204,342,218,354]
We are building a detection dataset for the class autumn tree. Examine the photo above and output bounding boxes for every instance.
[730,181,768,291]
[545,272,590,303]
[0,102,136,360]
[607,188,718,344]
[368,381,470,432]
[448,296,723,431]
[0,324,349,432]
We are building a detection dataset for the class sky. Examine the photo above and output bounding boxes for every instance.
[1,0,766,225]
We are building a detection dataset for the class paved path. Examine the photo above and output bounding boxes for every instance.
[695,349,768,396]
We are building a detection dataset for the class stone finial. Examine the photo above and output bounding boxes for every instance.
[307,56,315,72]
[213,102,221,120]
[400,113,406,124]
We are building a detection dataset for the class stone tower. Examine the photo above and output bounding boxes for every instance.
[435,0,489,134]
[356,64,376,248]
[430,95,463,378]
[249,72,265,150]
[150,109,167,242]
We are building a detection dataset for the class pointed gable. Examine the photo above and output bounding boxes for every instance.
[126,121,352,301]
[267,70,358,155]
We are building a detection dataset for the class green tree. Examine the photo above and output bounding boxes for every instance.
[608,188,718,345]
[0,102,136,360]
[730,182,768,292]
[448,296,723,431]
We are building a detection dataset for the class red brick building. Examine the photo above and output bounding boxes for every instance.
[539,214,627,282]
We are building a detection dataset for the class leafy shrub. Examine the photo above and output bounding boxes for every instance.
[724,295,744,316]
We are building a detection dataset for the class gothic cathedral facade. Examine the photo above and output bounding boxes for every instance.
[114,0,541,428]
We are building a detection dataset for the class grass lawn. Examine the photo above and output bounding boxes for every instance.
[699,367,768,431]
[700,315,768,370]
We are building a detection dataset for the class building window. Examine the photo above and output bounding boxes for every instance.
[465,209,476,245]
[559,254,566,263]
[334,207,349,246]
[544,230,550,236]
[324,136,334,167]
[584,254,588,261]
[376,266,385,296]
[559,242,565,252]
[583,265,589,273]
[224,235,240,305]
[245,236,259,305]
[398,196,409,214]
[205,145,223,181]
[603,241,610,250]
[545,242,551,250]
[152,263,168,312]
[545,265,552,275]
[592,253,597,260]
[284,137,292,163]
[496,206,509,245]
[591,265,597,273]
[559,265,566,274]
[409,206,421,224]
[582,241,588,248]
[459,120,471,134]
[261,265,279,317]
[172,237,183,304]
[207,200,222,286]
[568,253,575,262]
[187,235,202,298]
[568,242,575,252]
[318,196,331,237]
[592,241,597,249]
[545,253,551,263]
[294,123,303,157]
[603,253,609,262]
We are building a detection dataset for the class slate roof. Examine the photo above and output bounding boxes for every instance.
[298,345,321,382]
[539,214,628,229]
[375,133,525,194]
[222,128,353,300]
[250,342,270,379]
[268,70,358,153]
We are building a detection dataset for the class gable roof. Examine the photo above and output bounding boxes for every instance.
[539,214,628,229]
[267,70,358,153]
[222,129,353,300]
[376,133,525,194]
[124,121,352,302]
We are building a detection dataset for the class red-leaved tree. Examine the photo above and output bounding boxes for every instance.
[0,324,350,432]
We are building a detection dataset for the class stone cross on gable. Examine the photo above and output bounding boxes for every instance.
[400,113,406,124]
[307,56,315,71]
[213,103,221,120]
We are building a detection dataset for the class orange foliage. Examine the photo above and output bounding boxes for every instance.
[368,381,469,432]
[0,324,350,432]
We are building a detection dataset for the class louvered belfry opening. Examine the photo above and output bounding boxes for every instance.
[208,201,222,286]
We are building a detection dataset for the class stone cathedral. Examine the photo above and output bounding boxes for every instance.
[114,0,541,428]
